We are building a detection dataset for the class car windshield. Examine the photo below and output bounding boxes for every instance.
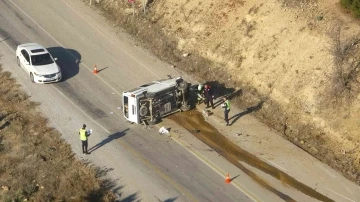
[31,53,54,66]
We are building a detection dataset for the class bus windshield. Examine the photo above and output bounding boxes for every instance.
[123,96,129,118]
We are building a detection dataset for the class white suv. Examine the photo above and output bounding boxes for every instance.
[16,43,62,83]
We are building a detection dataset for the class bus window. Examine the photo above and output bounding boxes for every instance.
[123,96,129,118]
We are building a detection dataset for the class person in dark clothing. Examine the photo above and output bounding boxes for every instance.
[79,124,90,154]
[222,97,231,126]
[204,84,214,109]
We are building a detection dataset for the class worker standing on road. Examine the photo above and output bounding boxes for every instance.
[204,84,214,109]
[222,97,231,126]
[79,124,90,154]
[196,84,205,104]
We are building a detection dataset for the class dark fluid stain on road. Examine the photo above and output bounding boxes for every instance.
[169,110,334,202]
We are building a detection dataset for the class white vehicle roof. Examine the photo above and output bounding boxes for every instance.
[124,77,181,97]
[18,43,48,55]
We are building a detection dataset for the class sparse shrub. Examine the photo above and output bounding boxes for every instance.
[0,135,4,152]
[341,0,360,17]
[327,24,360,103]
[23,184,39,196]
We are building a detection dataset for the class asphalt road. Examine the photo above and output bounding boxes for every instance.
[0,0,260,201]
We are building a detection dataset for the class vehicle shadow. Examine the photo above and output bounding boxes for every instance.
[154,196,178,202]
[47,46,81,81]
[230,100,264,125]
[164,197,178,202]
[88,128,129,153]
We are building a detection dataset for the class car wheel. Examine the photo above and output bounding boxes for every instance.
[16,57,20,67]
[30,73,35,83]
[139,105,149,117]
[178,82,189,91]
[180,104,191,111]
[147,118,158,125]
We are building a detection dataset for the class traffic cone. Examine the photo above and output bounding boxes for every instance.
[225,174,231,184]
[93,65,98,74]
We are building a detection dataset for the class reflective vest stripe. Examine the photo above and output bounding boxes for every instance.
[225,100,230,110]
[79,129,87,141]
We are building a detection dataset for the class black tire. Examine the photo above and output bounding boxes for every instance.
[180,104,191,111]
[30,73,35,83]
[16,57,20,67]
[178,82,188,91]
[147,118,158,125]
[139,105,149,117]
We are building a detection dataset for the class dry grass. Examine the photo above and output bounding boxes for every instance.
[278,0,317,8]
[92,0,360,186]
[0,65,115,201]
[326,23,360,104]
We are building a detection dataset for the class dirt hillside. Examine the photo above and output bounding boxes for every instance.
[93,0,360,184]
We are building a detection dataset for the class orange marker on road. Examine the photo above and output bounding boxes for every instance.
[225,174,231,184]
[93,65,98,74]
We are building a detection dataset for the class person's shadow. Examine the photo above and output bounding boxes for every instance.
[88,128,129,153]
[230,100,264,125]
[214,89,243,108]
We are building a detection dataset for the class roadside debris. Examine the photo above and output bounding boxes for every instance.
[182,53,190,57]
[1,185,9,191]
[202,109,212,116]
[159,127,169,135]
[143,125,153,130]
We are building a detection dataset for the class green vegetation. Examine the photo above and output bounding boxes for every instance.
[341,0,360,17]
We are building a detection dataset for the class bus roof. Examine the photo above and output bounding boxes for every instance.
[123,77,182,96]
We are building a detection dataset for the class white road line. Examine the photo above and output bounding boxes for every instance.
[1,37,14,51]
[316,163,336,178]
[266,161,287,172]
[7,0,123,97]
[60,0,161,80]
[258,156,287,172]
[325,187,355,202]
[159,124,261,202]
[342,181,360,192]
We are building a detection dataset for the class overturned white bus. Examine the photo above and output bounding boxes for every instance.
[122,77,191,125]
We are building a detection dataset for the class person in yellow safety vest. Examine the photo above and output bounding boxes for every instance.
[79,124,90,154]
[222,97,231,126]
[196,84,205,104]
